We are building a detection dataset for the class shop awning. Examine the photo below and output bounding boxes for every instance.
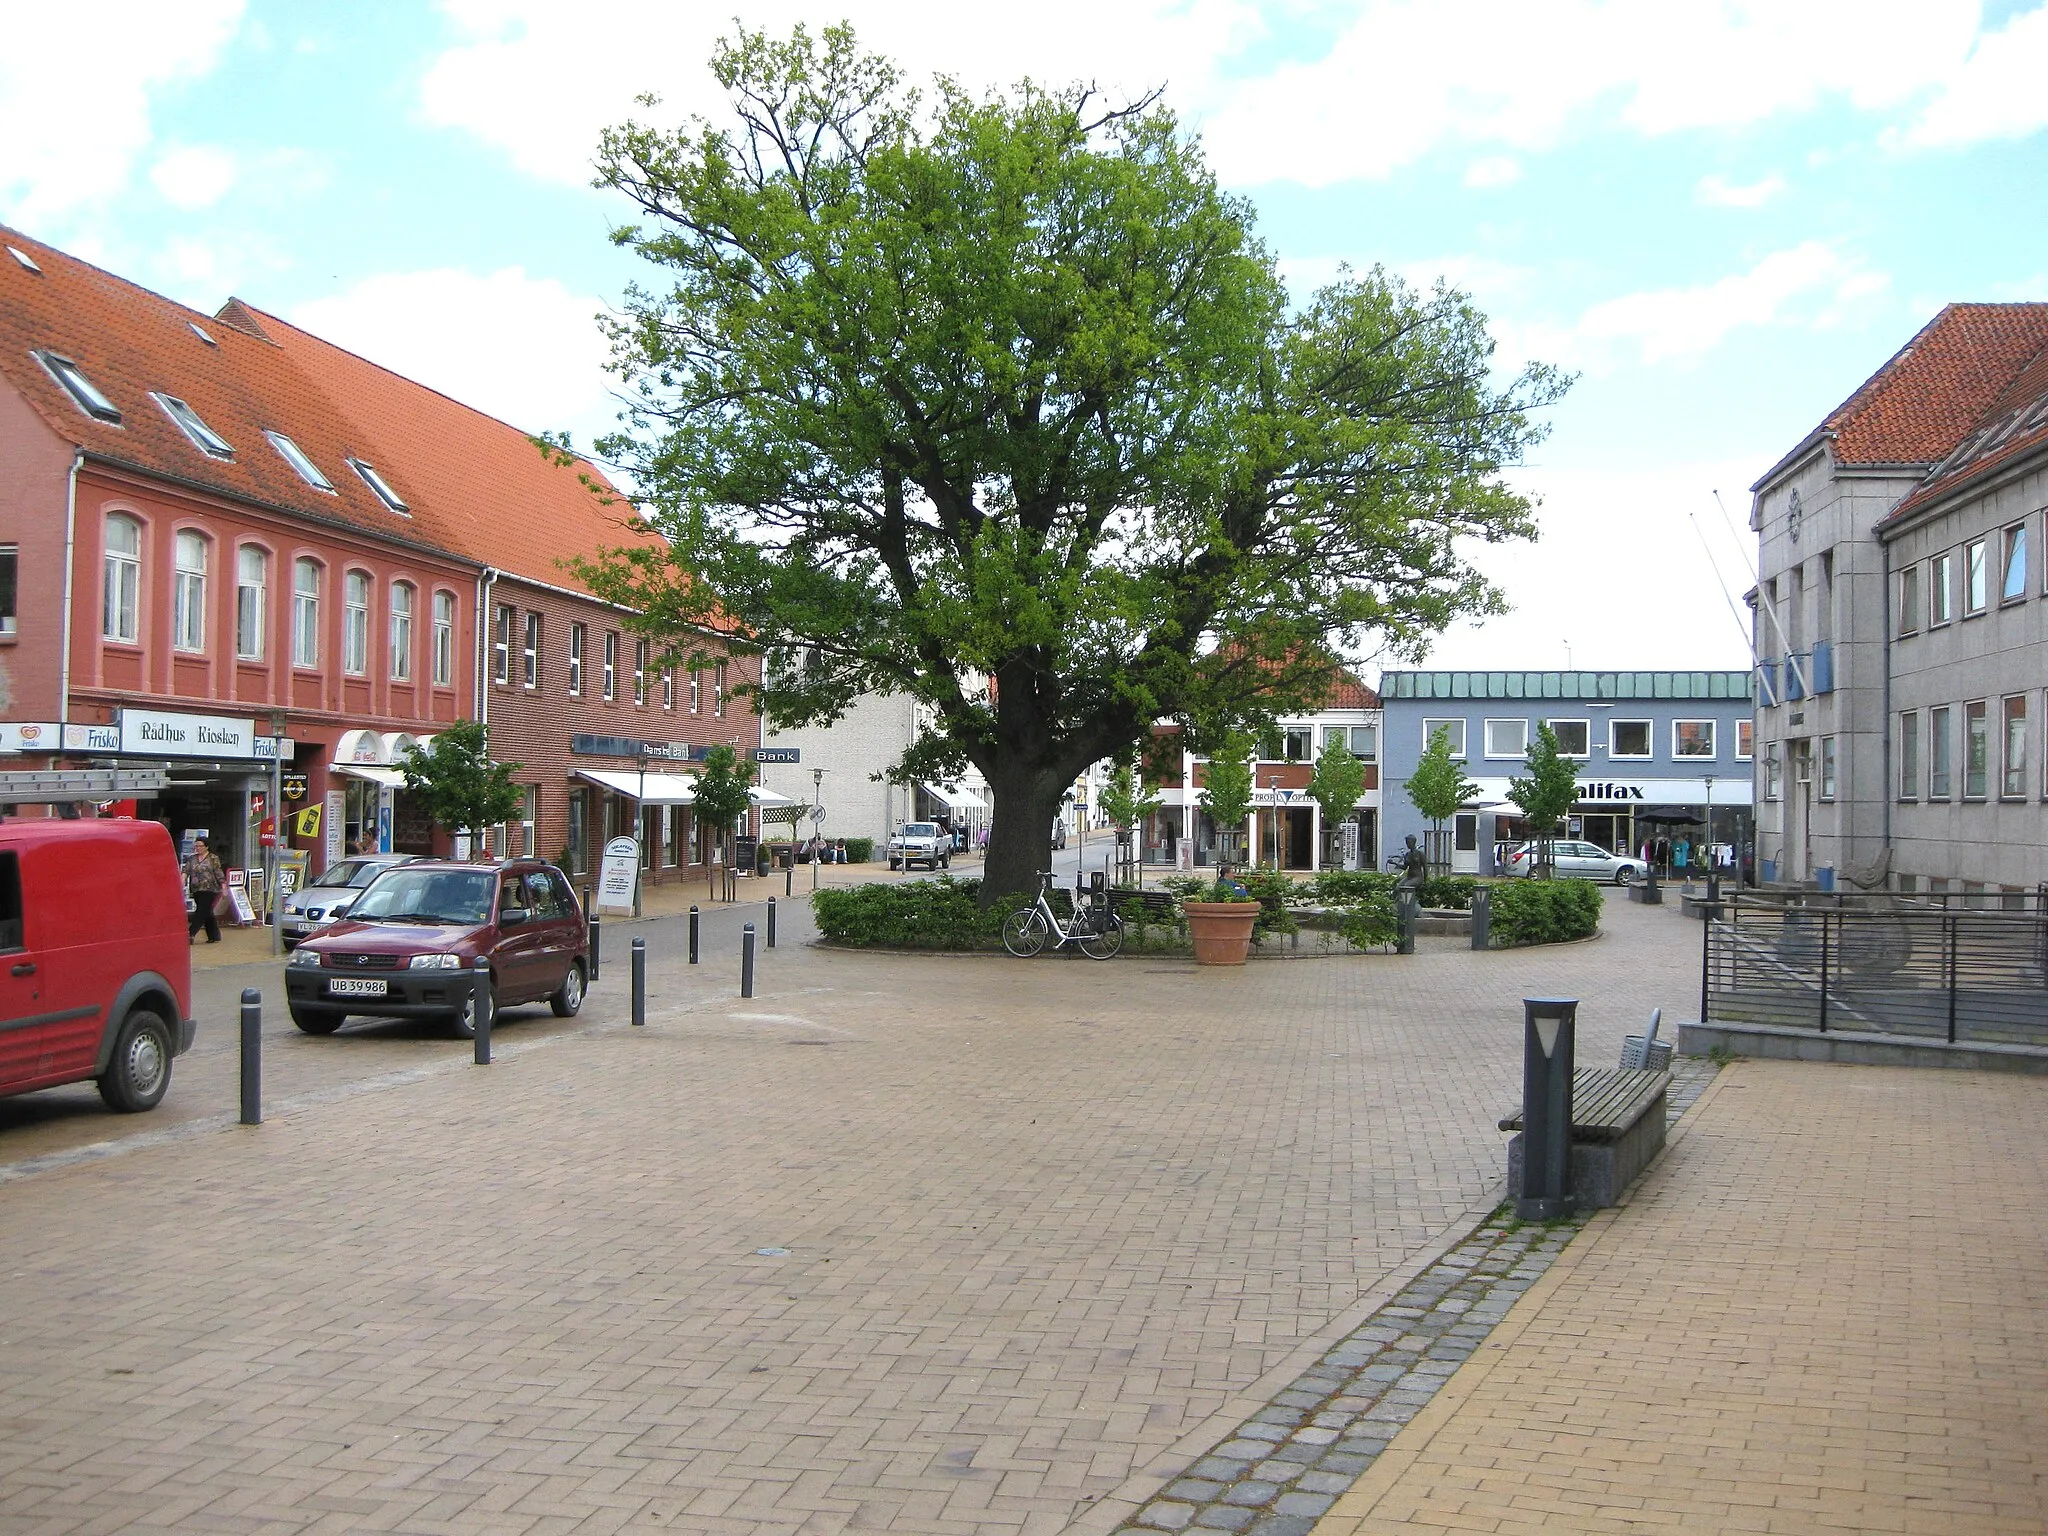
[332,764,406,788]
[750,786,795,806]
[574,767,697,805]
[922,781,986,813]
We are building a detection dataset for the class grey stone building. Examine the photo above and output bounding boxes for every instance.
[1750,303,2048,894]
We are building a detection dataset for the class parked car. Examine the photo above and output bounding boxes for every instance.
[1501,839,1646,885]
[280,853,421,947]
[285,859,588,1038]
[887,822,950,871]
[0,819,196,1112]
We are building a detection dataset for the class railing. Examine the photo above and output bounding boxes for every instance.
[1703,896,2048,1045]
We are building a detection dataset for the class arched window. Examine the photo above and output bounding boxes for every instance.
[103,514,141,643]
[236,546,267,659]
[343,570,371,675]
[172,530,208,652]
[390,581,415,682]
[292,558,321,667]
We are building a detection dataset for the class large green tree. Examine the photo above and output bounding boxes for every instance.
[575,24,1565,901]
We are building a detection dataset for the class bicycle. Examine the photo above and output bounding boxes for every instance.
[1002,871,1124,959]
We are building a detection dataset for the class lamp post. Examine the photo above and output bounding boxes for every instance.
[811,766,825,891]
[1704,773,1715,887]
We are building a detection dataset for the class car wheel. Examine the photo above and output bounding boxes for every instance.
[1615,865,1638,887]
[98,1007,173,1113]
[550,960,586,1017]
[941,853,951,869]
[450,980,497,1040]
[290,1005,345,1035]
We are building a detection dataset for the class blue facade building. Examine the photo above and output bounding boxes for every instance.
[1380,671,1757,876]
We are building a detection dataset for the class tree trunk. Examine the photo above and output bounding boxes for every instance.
[978,764,1070,906]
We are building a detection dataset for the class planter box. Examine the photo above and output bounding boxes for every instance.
[1184,901,1259,966]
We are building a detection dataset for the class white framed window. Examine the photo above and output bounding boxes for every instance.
[1897,714,1917,800]
[1964,700,1988,799]
[663,671,674,710]
[1672,720,1716,758]
[1609,719,1651,758]
[1351,725,1377,760]
[432,590,455,686]
[492,604,514,686]
[1420,718,1465,758]
[690,670,702,714]
[236,545,267,659]
[1484,718,1527,758]
[152,393,233,459]
[1818,735,1836,801]
[1929,705,1952,799]
[1965,538,1987,614]
[603,631,618,700]
[568,622,585,695]
[522,785,539,858]
[2002,695,2028,799]
[635,638,649,706]
[1736,719,1753,762]
[292,558,321,667]
[103,514,141,643]
[172,530,207,652]
[390,582,414,682]
[2003,523,2028,603]
[523,611,541,690]
[0,543,15,637]
[1275,726,1312,761]
[1763,751,1781,802]
[348,458,409,514]
[265,430,333,491]
[1931,550,1954,625]
[714,661,727,717]
[37,351,121,423]
[1897,564,1921,634]
[343,570,371,675]
[1543,719,1590,757]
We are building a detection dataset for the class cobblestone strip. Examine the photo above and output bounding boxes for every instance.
[1111,1063,1718,1536]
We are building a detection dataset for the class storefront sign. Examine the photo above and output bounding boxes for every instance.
[281,774,309,802]
[118,708,264,760]
[572,733,707,761]
[1574,781,1648,801]
[752,747,801,764]
[0,722,59,753]
[596,835,640,913]
[62,722,121,753]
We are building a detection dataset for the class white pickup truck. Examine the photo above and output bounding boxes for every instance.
[887,821,951,871]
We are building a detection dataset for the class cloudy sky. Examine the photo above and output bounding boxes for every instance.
[7,1,2047,675]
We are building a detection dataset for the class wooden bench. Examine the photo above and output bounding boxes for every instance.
[1499,1066,1671,1210]
[1109,888,1177,923]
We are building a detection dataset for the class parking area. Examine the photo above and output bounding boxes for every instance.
[0,895,1705,1534]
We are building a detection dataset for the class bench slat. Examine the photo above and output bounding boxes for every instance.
[1498,1067,1671,1142]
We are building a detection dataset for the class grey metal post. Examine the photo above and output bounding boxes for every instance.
[1817,911,1830,1034]
[1946,913,1960,1044]
[689,904,700,964]
[631,937,646,1028]
[1700,903,1712,1024]
[785,856,793,897]
[589,908,601,982]
[239,988,261,1126]
[1395,891,1418,955]
[473,955,493,1065]
[1470,887,1491,950]
[1517,997,1577,1221]
[767,897,777,949]
[741,921,756,998]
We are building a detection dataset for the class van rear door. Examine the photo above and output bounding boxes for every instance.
[0,851,46,1090]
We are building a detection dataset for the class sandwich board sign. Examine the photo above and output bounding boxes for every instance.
[597,835,641,913]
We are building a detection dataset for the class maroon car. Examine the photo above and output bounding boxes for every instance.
[285,859,587,1037]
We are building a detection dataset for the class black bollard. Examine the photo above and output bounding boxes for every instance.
[588,908,601,982]
[1469,887,1491,950]
[741,921,756,999]
[631,937,646,1027]
[785,857,793,897]
[689,904,700,964]
[1517,997,1577,1221]
[473,955,493,1065]
[767,896,777,949]
[239,987,261,1126]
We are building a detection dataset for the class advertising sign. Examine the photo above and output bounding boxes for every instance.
[225,869,256,926]
[597,834,641,912]
[62,722,121,753]
[119,708,263,759]
[294,804,322,840]
[324,789,344,867]
[0,722,59,753]
[273,851,309,916]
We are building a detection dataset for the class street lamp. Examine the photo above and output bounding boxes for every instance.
[1703,773,1714,883]
[811,766,826,891]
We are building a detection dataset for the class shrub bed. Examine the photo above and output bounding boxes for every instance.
[843,836,875,864]
[811,877,1009,948]
[1487,879,1601,946]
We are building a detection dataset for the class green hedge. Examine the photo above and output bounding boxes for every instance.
[1487,879,1602,947]
[810,877,1010,948]
[843,836,875,864]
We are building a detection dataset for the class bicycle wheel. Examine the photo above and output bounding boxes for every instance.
[1079,913,1124,960]
[1002,908,1049,957]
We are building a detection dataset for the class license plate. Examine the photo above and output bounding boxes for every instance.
[328,978,388,997]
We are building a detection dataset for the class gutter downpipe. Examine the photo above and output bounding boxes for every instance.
[58,448,81,728]
[1878,520,1894,875]
[473,566,498,858]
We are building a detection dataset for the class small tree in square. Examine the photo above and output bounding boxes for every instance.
[691,744,757,891]
[397,720,524,855]
[1508,722,1579,879]
[1197,735,1255,872]
[1405,726,1477,873]
[1308,730,1368,866]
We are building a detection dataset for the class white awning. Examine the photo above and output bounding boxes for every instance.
[574,767,697,805]
[922,781,986,813]
[332,764,406,788]
[750,786,795,806]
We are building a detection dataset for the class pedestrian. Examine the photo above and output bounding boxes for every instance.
[184,836,225,944]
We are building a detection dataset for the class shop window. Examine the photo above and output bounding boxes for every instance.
[492,604,514,686]
[2003,523,2028,603]
[1964,700,1988,799]
[172,531,207,652]
[1421,718,1465,758]
[390,582,414,682]
[343,571,371,675]
[568,622,585,695]
[0,543,13,636]
[432,591,455,686]
[1931,550,1953,624]
[1929,706,1952,799]
[2002,695,2027,799]
[1484,718,1527,758]
[603,631,618,700]
[104,514,141,643]
[1897,564,1921,634]
[523,611,541,690]
[292,558,320,667]
[1672,720,1716,758]
[1544,719,1589,757]
[1897,713,1917,800]
[1965,539,1987,615]
[1736,720,1753,762]
[1609,719,1651,758]
[236,546,266,659]
[1818,736,1836,801]
[635,639,649,706]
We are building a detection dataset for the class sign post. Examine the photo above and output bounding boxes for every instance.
[597,834,640,915]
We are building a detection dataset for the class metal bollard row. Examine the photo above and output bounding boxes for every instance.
[240,987,261,1125]
[473,955,493,1064]
[631,936,646,1027]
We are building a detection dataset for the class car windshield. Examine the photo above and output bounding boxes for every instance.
[309,859,371,890]
[901,824,937,837]
[348,868,495,925]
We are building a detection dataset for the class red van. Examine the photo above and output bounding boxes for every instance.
[0,819,197,1111]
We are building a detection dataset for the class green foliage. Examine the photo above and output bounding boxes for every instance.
[1337,890,1399,950]
[1097,763,1163,833]
[691,744,756,839]
[1308,731,1368,831]
[1508,722,1579,877]
[1308,868,1397,905]
[1487,879,1601,947]
[579,23,1566,898]
[1406,726,1478,830]
[1420,875,1479,910]
[810,877,1010,948]
[396,720,524,845]
[1197,737,1255,854]
[843,836,875,864]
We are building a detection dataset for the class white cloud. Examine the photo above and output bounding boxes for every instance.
[1462,156,1520,188]
[0,0,244,228]
[1695,172,1786,208]
[288,267,619,450]
[1896,2,2048,147]
[150,146,238,210]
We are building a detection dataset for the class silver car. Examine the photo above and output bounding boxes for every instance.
[280,853,422,946]
[1502,840,1646,886]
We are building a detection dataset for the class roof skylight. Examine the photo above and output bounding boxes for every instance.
[266,430,334,491]
[152,392,234,459]
[7,247,41,274]
[189,322,217,346]
[34,351,120,423]
[348,457,409,514]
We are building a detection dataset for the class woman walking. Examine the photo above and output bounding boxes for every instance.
[184,836,225,944]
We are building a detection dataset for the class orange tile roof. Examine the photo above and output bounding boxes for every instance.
[1888,336,2048,524]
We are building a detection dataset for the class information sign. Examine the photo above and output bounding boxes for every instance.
[225,869,256,926]
[597,835,641,913]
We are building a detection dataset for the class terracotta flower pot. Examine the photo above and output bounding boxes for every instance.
[1184,901,1259,966]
